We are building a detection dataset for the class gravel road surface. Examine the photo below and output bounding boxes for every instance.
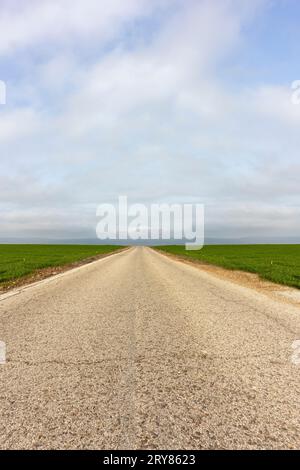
[0,247,299,449]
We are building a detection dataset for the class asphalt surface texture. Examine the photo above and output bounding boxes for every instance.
[0,246,299,449]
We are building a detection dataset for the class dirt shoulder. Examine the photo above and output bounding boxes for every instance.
[0,247,129,294]
[154,248,300,309]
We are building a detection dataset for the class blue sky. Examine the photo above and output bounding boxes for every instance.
[0,0,300,241]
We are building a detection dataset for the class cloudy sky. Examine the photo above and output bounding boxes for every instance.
[0,0,300,241]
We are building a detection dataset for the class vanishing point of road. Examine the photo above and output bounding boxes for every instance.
[0,247,299,449]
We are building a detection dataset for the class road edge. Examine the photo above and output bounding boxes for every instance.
[0,247,131,302]
[151,247,300,309]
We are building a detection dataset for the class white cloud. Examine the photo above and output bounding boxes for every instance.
[0,0,300,240]
[0,108,40,141]
[251,85,300,125]
[0,0,164,56]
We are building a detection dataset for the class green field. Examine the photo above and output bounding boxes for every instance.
[0,245,124,286]
[156,245,300,289]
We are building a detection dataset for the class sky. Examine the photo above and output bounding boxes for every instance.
[0,0,300,242]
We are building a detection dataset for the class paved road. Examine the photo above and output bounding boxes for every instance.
[0,247,299,449]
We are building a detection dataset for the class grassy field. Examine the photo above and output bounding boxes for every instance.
[156,245,300,289]
[0,244,124,286]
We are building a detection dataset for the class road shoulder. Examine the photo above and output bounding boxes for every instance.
[0,247,130,300]
[153,248,300,310]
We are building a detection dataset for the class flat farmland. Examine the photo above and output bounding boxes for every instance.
[0,244,124,289]
[156,245,300,289]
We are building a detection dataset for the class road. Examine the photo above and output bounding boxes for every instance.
[0,246,299,449]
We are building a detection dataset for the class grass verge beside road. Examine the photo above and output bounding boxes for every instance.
[156,245,300,289]
[0,244,125,291]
